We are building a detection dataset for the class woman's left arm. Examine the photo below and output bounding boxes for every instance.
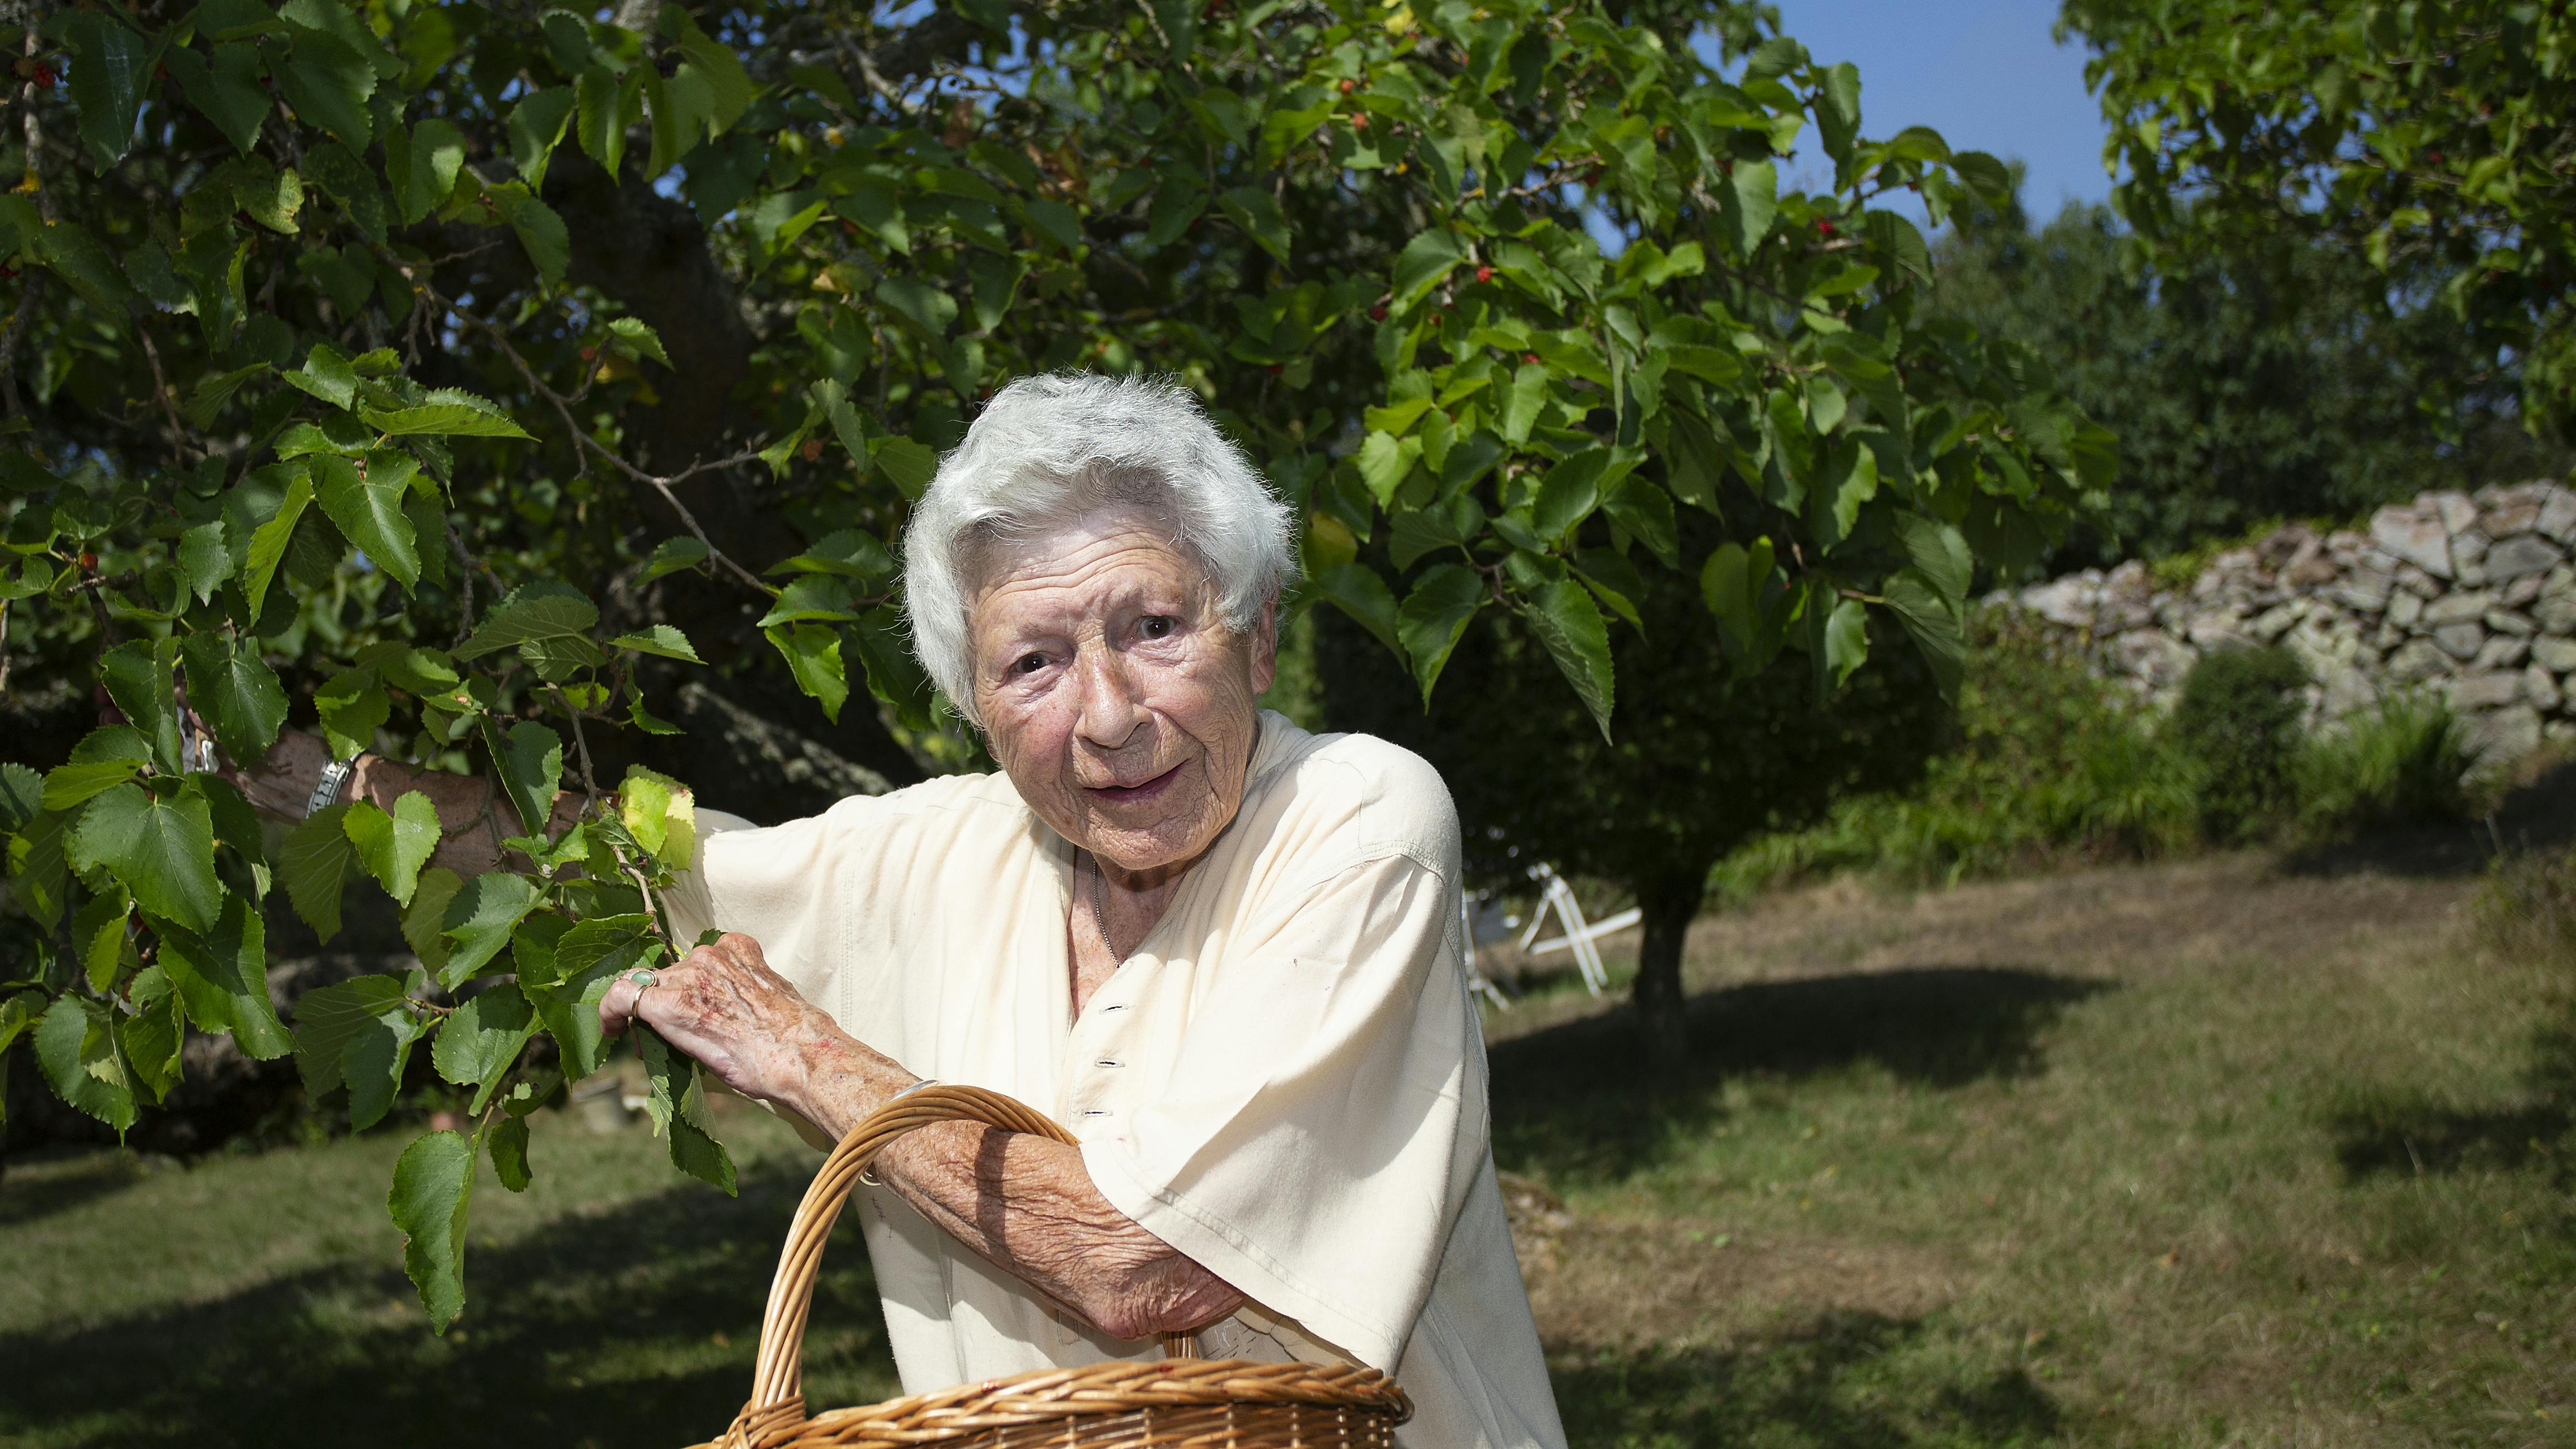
[599,933,1244,1340]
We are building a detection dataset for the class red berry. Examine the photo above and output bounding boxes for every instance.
[1339,79,1356,94]
[1428,312,1443,327]
[580,345,598,360]
[1265,363,1282,375]
[1368,305,1389,321]
[79,552,97,570]
[2425,149,2443,163]
[799,438,823,462]
[1815,219,1837,238]
[1475,264,1494,283]
[31,64,54,88]
[1522,352,1540,366]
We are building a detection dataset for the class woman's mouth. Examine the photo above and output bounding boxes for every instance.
[1086,762,1184,807]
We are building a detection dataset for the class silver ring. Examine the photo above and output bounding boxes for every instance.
[624,968,659,1020]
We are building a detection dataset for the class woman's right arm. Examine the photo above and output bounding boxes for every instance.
[222,728,580,878]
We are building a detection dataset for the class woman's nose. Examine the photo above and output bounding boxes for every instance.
[1071,644,1146,749]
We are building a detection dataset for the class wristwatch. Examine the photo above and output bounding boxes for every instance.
[305,754,360,819]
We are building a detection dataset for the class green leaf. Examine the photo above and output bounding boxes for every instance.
[280,802,357,941]
[457,589,599,661]
[608,317,672,368]
[73,884,133,993]
[1355,432,1419,508]
[1500,363,1550,445]
[119,992,186,1103]
[489,720,563,838]
[71,782,221,935]
[494,184,571,288]
[291,973,403,1097]
[42,759,139,813]
[643,536,709,580]
[0,762,41,833]
[1146,175,1209,248]
[166,41,272,154]
[1533,449,1612,545]
[363,388,533,439]
[550,913,659,987]
[488,1113,533,1190]
[507,85,577,188]
[1392,229,1464,310]
[617,766,696,867]
[1812,588,1869,695]
[1884,566,1966,702]
[59,10,152,169]
[1722,159,1778,258]
[758,574,859,628]
[11,809,70,930]
[433,983,535,1090]
[874,276,959,341]
[159,895,290,1058]
[99,638,183,775]
[1397,565,1485,703]
[1311,560,1404,658]
[402,866,463,980]
[576,64,639,176]
[36,995,135,1134]
[389,117,464,225]
[872,438,938,501]
[765,623,848,723]
[343,792,442,904]
[1602,474,1679,568]
[242,467,314,620]
[177,629,288,763]
[1863,209,1932,285]
[1815,61,1862,164]
[1892,512,1972,604]
[1519,577,1615,740]
[636,1027,738,1194]
[179,521,230,603]
[311,452,422,587]
[440,870,546,986]
[609,625,702,662]
[0,990,42,1056]
[528,937,653,1081]
[313,666,389,759]
[643,64,717,179]
[1216,186,1292,265]
[388,1130,474,1328]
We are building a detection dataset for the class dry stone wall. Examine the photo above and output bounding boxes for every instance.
[1994,480,2576,763]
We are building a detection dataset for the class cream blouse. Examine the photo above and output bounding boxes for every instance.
[661,712,1565,1449]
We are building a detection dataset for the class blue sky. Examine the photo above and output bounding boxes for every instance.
[1703,0,2116,229]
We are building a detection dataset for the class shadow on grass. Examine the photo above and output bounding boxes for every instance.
[2281,758,2576,879]
[2332,1007,2576,1190]
[1492,967,2110,1183]
[0,1158,898,1449]
[1552,1311,2064,1448]
[0,1149,148,1228]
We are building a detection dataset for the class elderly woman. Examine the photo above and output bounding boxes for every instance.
[233,375,1563,1449]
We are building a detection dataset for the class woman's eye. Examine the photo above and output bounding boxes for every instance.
[1013,652,1048,675]
[1138,615,1175,639]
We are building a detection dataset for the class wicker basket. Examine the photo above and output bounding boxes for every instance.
[693,1083,1413,1448]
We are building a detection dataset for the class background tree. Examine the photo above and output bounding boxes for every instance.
[1321,508,1946,1067]
[1928,183,2569,566]
[0,0,2101,1322]
[2062,0,2576,441]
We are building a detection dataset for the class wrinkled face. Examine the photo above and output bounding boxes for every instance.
[967,508,1276,878]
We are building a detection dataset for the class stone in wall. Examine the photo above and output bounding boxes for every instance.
[1992,480,2576,765]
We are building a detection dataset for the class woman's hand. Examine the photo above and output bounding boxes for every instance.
[599,932,860,1112]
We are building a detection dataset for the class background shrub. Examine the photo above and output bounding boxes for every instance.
[2297,693,2471,838]
[2166,645,2314,842]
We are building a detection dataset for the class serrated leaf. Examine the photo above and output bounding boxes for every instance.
[616,767,695,867]
[1533,448,1611,545]
[99,639,183,776]
[456,590,599,661]
[1815,592,1869,696]
[363,389,534,439]
[1398,564,1485,703]
[764,622,848,723]
[494,184,570,288]
[488,1114,532,1191]
[389,1130,474,1328]
[36,995,135,1134]
[10,809,70,930]
[242,467,313,620]
[610,625,702,662]
[507,85,576,188]
[528,936,655,1081]
[0,761,41,833]
[636,1027,737,1194]
[280,801,357,940]
[42,759,140,813]
[343,792,442,904]
[179,521,230,603]
[642,536,708,580]
[1521,577,1615,740]
[1392,228,1464,310]
[402,866,462,979]
[1723,159,1778,259]
[1215,186,1291,265]
[311,451,423,587]
[1884,566,1965,702]
[1312,560,1404,658]
[440,870,545,986]
[158,894,290,1058]
[119,993,185,1103]
[180,631,290,765]
[432,983,535,1089]
[70,782,220,935]
[757,574,858,628]
[488,720,563,839]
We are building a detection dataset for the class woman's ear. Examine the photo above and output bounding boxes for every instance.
[1248,596,1279,696]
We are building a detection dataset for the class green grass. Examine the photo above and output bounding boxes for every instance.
[5,847,2574,1448]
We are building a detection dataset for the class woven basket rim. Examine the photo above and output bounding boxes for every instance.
[800,1356,1413,1434]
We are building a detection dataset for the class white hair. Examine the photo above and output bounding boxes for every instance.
[901,373,1297,725]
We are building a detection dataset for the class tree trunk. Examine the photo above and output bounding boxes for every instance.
[1631,878,1707,1074]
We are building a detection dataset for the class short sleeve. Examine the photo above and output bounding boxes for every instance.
[1078,846,1481,1373]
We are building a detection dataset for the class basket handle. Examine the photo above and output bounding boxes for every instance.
[739,1083,1197,1423]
